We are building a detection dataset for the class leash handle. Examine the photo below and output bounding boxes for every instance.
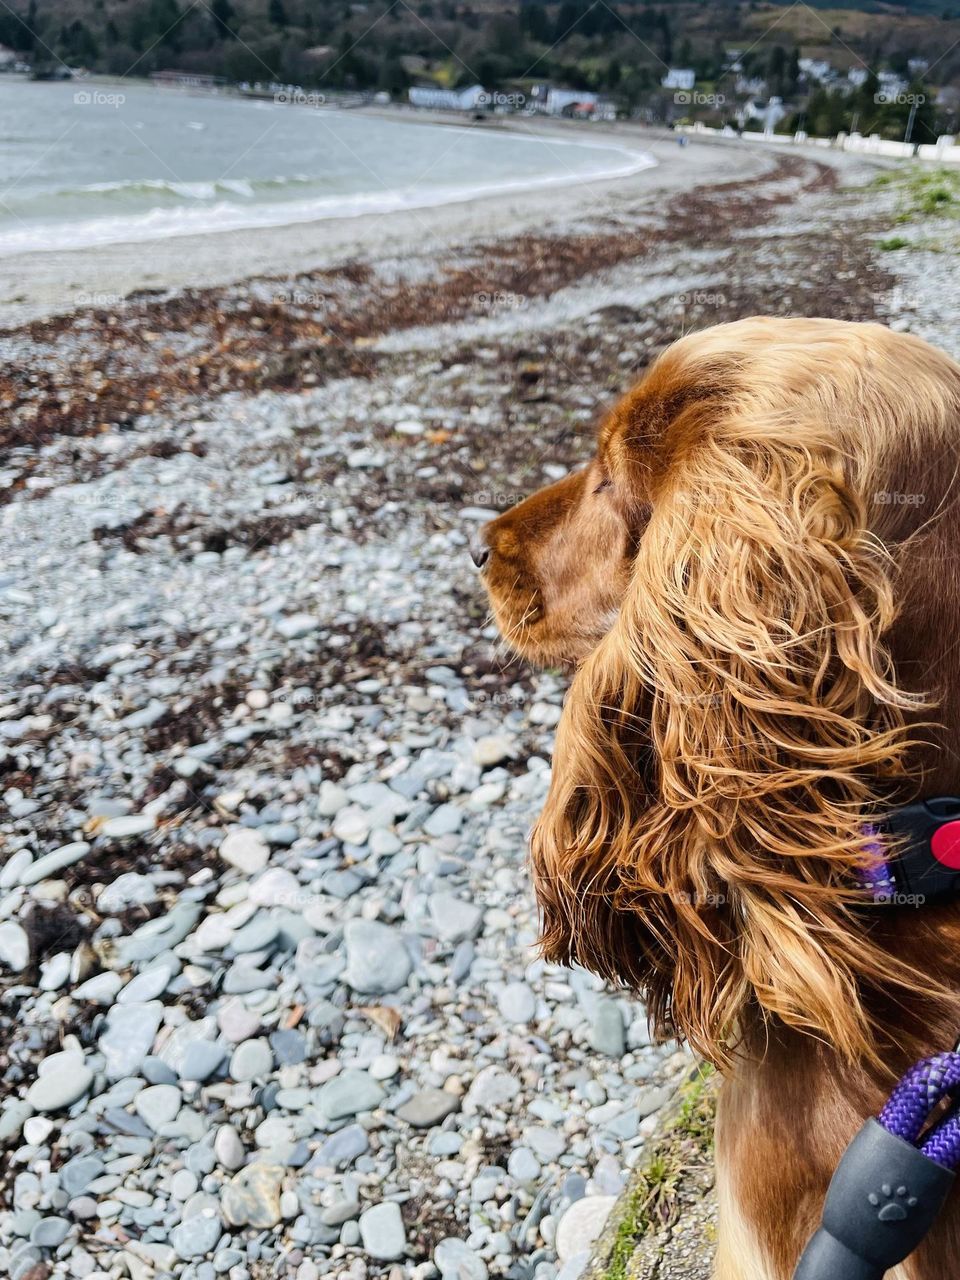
[793,1053,960,1280]
[793,1119,954,1279]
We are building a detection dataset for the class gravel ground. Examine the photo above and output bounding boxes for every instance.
[0,140,906,1280]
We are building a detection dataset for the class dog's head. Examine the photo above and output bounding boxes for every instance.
[476,317,960,1068]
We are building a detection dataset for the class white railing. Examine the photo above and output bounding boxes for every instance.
[677,120,960,163]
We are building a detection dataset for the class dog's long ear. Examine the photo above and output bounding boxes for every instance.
[532,410,934,1068]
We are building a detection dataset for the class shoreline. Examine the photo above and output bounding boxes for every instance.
[2,116,770,327]
[0,110,659,261]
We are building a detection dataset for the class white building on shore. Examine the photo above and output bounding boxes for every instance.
[408,84,486,111]
[662,68,695,91]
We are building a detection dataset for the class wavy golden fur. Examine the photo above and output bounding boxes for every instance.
[476,317,960,1278]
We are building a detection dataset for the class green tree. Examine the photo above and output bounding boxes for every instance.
[129,0,182,53]
[377,54,408,94]
[60,17,99,61]
[211,0,236,39]
[519,0,551,42]
[269,0,288,26]
[553,0,579,43]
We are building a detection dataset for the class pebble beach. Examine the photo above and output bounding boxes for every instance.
[0,121,941,1280]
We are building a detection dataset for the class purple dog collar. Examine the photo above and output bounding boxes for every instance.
[857,823,900,903]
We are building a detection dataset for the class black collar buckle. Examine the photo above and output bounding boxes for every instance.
[882,796,960,903]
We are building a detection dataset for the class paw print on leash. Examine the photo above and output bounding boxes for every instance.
[868,1183,919,1221]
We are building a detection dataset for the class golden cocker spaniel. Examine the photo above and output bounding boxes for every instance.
[475,317,960,1279]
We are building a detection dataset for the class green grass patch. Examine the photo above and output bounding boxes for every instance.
[877,166,960,225]
[878,235,911,251]
[606,1066,717,1280]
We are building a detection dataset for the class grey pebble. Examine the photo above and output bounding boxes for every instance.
[269,1029,307,1065]
[343,920,411,994]
[498,982,536,1025]
[316,1070,385,1121]
[214,1124,245,1171]
[30,1217,71,1248]
[141,1055,179,1086]
[314,1124,369,1168]
[230,1038,273,1082]
[18,842,89,886]
[358,1201,406,1261]
[180,1041,228,1083]
[435,1238,489,1280]
[99,1002,163,1081]
[396,1089,460,1129]
[134,1083,182,1131]
[171,1212,222,1260]
[589,1000,626,1057]
[26,1064,94,1113]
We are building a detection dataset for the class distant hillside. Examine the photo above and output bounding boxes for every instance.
[3,0,960,125]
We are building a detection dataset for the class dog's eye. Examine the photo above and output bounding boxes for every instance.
[594,477,612,495]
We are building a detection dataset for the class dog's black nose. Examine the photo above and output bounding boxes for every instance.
[470,530,491,569]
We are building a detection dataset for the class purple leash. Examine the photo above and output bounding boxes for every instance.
[793,805,960,1274]
[878,1050,960,1169]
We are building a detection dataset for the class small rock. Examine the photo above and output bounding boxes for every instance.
[249,868,300,908]
[230,1038,273,1082]
[18,842,90,886]
[179,1041,227,1083]
[26,1063,94,1113]
[473,735,515,767]
[359,1202,406,1261]
[219,829,269,874]
[429,893,482,944]
[396,1089,459,1128]
[317,1070,385,1120]
[30,1217,71,1248]
[0,921,30,972]
[589,1000,625,1057]
[315,1124,369,1168]
[118,964,174,1005]
[134,1084,182,1131]
[343,920,411,994]
[231,914,280,955]
[508,1147,541,1185]
[332,806,370,846]
[555,1196,617,1263]
[214,1124,245,1171]
[98,872,159,913]
[270,1028,307,1065]
[635,1085,674,1118]
[498,982,536,1025]
[530,701,562,728]
[68,1197,98,1222]
[369,1053,399,1080]
[72,972,124,1004]
[317,782,348,817]
[171,1212,222,1260]
[275,614,320,640]
[99,1003,163,1081]
[222,1164,284,1228]
[100,814,156,840]
[463,1066,521,1114]
[434,1238,488,1280]
[171,1169,199,1201]
[423,804,462,837]
[217,1000,261,1043]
